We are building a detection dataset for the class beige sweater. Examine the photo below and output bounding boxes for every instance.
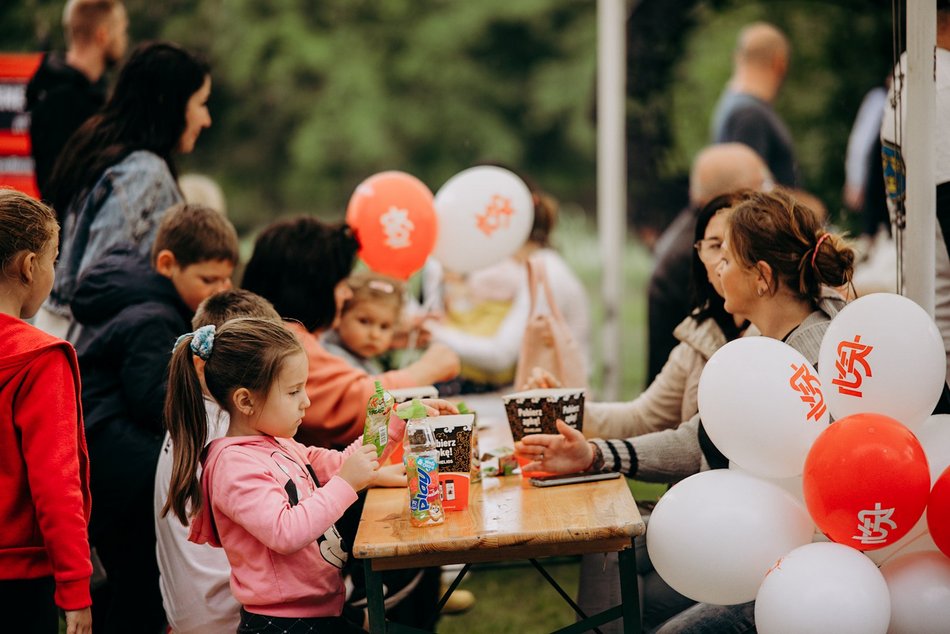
[584,314,727,439]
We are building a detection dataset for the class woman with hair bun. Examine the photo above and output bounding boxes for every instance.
[517,188,855,633]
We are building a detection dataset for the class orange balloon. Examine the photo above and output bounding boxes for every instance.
[346,171,437,280]
[928,465,950,558]
[803,413,930,550]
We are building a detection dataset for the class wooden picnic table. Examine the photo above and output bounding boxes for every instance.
[353,392,646,633]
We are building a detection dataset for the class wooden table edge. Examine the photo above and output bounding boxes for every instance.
[353,519,645,568]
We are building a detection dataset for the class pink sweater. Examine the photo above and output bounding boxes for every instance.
[287,322,417,448]
[189,421,404,618]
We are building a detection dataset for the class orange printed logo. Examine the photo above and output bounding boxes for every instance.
[476,195,514,236]
[789,363,827,421]
[831,335,873,397]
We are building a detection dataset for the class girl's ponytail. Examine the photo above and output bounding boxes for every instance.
[161,334,209,524]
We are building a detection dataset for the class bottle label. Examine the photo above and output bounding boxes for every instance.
[407,455,443,526]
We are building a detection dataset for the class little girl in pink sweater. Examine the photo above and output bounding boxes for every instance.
[161,317,451,631]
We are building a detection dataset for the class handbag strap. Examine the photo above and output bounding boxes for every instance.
[526,255,567,323]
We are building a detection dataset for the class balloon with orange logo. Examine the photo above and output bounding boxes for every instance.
[345,171,437,280]
[432,166,534,273]
[817,293,944,428]
[803,413,930,550]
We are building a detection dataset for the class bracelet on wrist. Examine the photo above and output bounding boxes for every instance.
[584,442,605,473]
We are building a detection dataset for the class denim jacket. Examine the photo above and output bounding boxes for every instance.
[45,150,182,320]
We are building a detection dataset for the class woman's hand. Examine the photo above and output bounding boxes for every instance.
[416,342,461,382]
[515,419,593,474]
[373,462,408,488]
[521,367,562,390]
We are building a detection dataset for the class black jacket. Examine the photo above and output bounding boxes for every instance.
[25,52,107,206]
[72,246,192,440]
[647,205,697,383]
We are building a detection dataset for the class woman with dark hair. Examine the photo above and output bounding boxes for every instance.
[37,41,211,341]
[242,216,460,450]
[527,192,750,440]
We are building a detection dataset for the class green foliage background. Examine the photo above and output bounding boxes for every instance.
[2,0,895,238]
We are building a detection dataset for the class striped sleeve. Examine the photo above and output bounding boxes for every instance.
[591,438,639,477]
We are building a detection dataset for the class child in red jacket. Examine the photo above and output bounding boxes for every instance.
[0,189,92,634]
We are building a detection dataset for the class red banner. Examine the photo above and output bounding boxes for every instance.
[0,52,42,198]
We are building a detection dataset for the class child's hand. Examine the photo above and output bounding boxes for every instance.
[373,463,408,487]
[339,445,379,492]
[65,607,92,634]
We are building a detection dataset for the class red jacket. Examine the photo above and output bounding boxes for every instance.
[0,313,92,609]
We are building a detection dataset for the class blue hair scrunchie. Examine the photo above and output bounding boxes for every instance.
[173,324,216,361]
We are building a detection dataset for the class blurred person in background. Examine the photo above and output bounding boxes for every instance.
[881,0,950,388]
[423,181,590,394]
[711,22,797,188]
[647,144,771,383]
[35,41,211,342]
[27,0,128,206]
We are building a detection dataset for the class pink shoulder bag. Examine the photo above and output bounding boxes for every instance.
[514,256,587,389]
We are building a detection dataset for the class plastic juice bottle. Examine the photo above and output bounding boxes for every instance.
[399,399,444,527]
[362,381,394,457]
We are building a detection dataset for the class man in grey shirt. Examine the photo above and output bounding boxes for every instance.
[711,22,797,188]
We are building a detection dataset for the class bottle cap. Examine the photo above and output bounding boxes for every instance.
[396,398,428,421]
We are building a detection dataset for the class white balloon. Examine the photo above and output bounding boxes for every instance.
[880,551,950,634]
[646,469,813,605]
[431,166,534,273]
[869,528,939,566]
[910,414,950,483]
[755,542,891,634]
[818,293,944,426]
[729,461,806,507]
[865,514,931,565]
[698,337,830,478]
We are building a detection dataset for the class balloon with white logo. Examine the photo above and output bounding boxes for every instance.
[817,293,944,427]
[755,542,890,634]
[698,337,830,479]
[431,166,534,273]
[880,551,950,634]
[803,413,930,550]
[346,171,438,280]
[646,469,813,605]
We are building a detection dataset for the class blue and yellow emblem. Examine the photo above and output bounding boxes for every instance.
[882,140,906,204]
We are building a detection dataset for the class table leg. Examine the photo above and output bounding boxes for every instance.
[364,559,387,634]
[619,541,642,634]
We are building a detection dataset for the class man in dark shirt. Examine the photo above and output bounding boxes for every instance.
[710,22,797,188]
[646,144,771,382]
[26,0,128,208]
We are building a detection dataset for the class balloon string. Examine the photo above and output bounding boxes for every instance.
[400,292,438,369]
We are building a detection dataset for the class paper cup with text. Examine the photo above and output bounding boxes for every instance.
[502,389,585,477]
[429,413,475,511]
